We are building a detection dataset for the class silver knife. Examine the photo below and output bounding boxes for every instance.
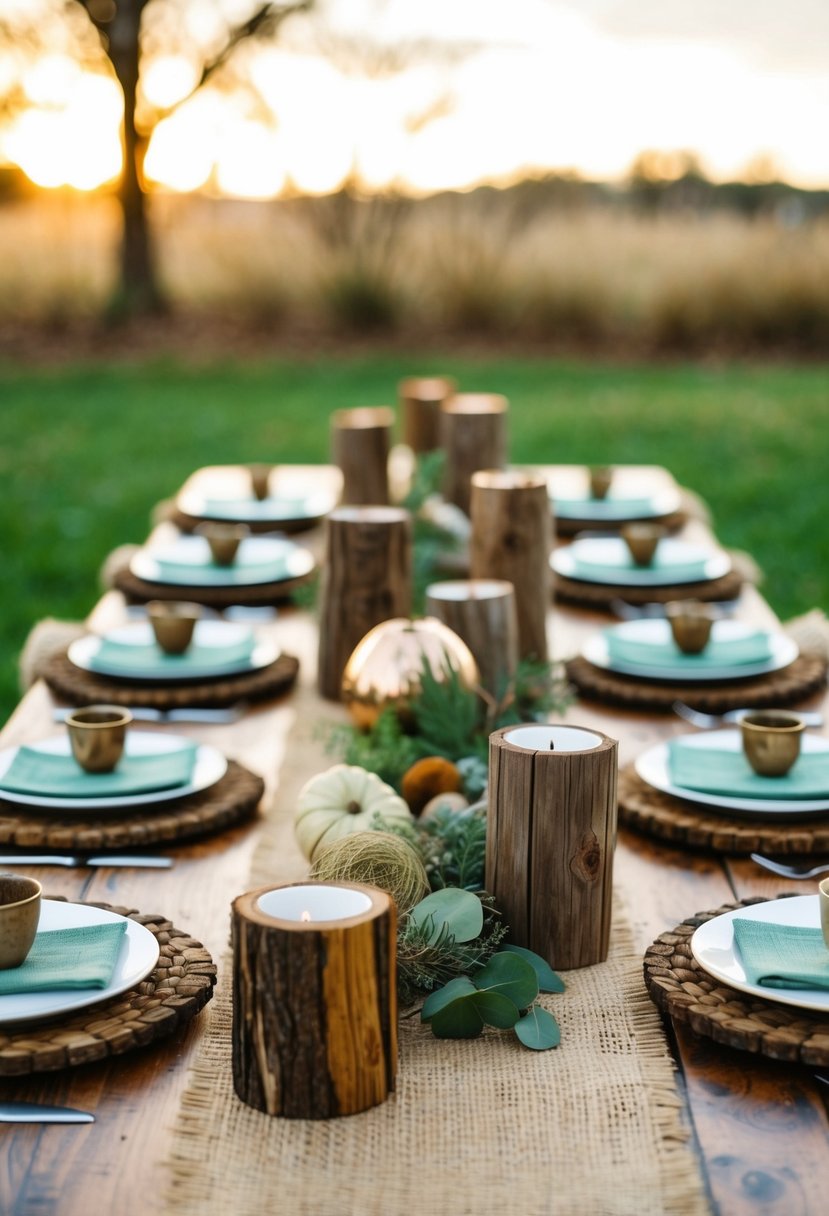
[0,1102,94,1123]
[0,855,173,868]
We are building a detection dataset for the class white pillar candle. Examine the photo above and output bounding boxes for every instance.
[256,884,374,924]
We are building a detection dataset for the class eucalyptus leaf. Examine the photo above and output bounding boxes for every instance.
[470,990,521,1030]
[409,888,484,945]
[429,996,485,1039]
[421,976,477,1022]
[515,1005,561,1050]
[502,944,566,993]
[473,952,538,1009]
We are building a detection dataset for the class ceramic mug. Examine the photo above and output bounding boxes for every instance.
[147,600,201,655]
[621,523,666,567]
[196,522,249,566]
[589,466,613,500]
[740,711,805,777]
[819,877,829,951]
[0,874,42,969]
[666,600,716,655]
[66,705,132,773]
[249,464,273,502]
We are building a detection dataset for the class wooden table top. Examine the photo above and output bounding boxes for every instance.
[1,465,827,1216]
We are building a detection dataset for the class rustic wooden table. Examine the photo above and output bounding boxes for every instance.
[1,465,827,1216]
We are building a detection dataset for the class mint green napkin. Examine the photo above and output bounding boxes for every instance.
[203,496,307,520]
[91,633,255,676]
[1,741,198,798]
[668,739,829,799]
[572,548,709,582]
[0,922,127,994]
[155,552,289,585]
[732,917,829,990]
[554,496,654,518]
[605,629,772,670]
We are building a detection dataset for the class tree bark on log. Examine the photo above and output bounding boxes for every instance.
[317,506,412,700]
[232,883,397,1119]
[487,725,618,970]
[439,394,508,515]
[425,579,518,699]
[469,471,552,662]
[398,376,456,453]
[331,407,395,505]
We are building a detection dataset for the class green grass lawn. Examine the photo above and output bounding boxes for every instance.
[1,354,827,722]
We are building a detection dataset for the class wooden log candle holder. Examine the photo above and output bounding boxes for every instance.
[469,470,552,662]
[331,406,395,505]
[425,579,518,699]
[440,393,508,515]
[398,376,456,453]
[232,881,397,1119]
[487,724,618,970]
[317,506,412,700]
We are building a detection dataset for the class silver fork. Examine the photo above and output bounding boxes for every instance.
[673,701,823,729]
[750,853,829,881]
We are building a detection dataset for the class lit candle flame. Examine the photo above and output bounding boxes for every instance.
[300,910,312,923]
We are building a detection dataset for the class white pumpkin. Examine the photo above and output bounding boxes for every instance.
[294,764,414,861]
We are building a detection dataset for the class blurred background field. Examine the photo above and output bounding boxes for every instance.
[1,353,827,719]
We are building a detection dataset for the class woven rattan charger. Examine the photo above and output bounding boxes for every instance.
[42,648,299,710]
[619,765,829,855]
[565,653,827,714]
[644,896,829,1066]
[554,567,744,610]
[0,899,217,1076]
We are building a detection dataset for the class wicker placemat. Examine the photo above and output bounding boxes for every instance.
[565,653,827,713]
[619,765,829,855]
[0,760,263,851]
[553,567,744,609]
[0,899,217,1076]
[555,508,687,539]
[41,649,299,709]
[112,563,314,608]
[169,507,322,536]
[644,896,829,1066]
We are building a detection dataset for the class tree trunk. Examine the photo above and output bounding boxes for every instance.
[106,0,164,317]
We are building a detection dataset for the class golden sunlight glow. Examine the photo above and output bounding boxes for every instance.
[141,55,200,111]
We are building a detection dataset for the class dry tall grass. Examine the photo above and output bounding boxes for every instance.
[1,191,827,351]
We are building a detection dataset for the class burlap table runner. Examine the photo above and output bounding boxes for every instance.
[162,646,710,1216]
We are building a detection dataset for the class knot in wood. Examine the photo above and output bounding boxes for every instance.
[569,829,602,883]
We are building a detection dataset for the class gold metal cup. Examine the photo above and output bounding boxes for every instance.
[197,522,249,566]
[249,464,273,501]
[65,706,132,774]
[666,600,716,654]
[147,600,202,655]
[741,711,805,777]
[589,466,613,500]
[621,523,666,567]
[0,875,41,969]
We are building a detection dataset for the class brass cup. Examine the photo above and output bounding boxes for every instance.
[197,522,249,566]
[666,600,716,654]
[819,877,829,951]
[66,706,132,774]
[589,466,613,500]
[741,711,805,778]
[249,463,273,502]
[147,600,202,655]
[0,874,41,969]
[621,523,666,567]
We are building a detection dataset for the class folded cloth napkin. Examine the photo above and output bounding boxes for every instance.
[0,921,127,995]
[571,541,709,582]
[605,627,772,670]
[732,916,829,990]
[553,495,655,519]
[203,496,307,519]
[668,738,829,798]
[155,549,289,585]
[91,632,255,676]
[1,740,198,799]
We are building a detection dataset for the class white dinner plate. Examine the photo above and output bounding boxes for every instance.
[0,900,160,1026]
[0,732,227,812]
[550,485,682,521]
[582,618,798,682]
[551,536,731,586]
[691,895,829,1014]
[130,535,314,587]
[68,620,278,682]
[635,730,829,816]
[177,487,334,526]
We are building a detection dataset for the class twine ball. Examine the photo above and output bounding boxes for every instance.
[310,831,430,914]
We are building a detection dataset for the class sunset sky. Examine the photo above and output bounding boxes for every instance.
[1,0,827,197]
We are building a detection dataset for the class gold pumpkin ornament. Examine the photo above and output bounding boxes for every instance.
[341,617,479,729]
[294,764,414,861]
